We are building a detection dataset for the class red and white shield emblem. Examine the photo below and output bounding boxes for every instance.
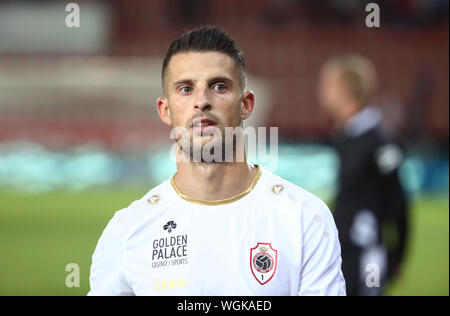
[250,242,278,285]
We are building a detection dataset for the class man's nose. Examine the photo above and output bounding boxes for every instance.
[194,88,212,112]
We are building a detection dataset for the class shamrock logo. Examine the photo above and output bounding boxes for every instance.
[163,221,177,233]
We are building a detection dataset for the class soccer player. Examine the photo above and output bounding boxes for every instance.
[88,26,346,296]
[318,54,409,296]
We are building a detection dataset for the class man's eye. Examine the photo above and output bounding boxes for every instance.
[180,86,193,94]
[213,83,227,92]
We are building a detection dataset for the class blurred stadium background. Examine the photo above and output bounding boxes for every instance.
[0,0,448,296]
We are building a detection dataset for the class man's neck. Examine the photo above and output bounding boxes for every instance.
[173,161,259,202]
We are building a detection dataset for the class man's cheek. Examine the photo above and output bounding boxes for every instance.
[169,114,184,128]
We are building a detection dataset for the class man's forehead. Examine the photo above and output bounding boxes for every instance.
[166,51,238,82]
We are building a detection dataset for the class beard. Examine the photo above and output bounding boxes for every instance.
[173,124,243,164]
[176,126,238,164]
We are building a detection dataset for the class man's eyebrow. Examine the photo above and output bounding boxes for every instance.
[172,76,234,88]
[208,76,234,85]
[173,79,195,87]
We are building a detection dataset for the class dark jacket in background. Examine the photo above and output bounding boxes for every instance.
[333,107,409,296]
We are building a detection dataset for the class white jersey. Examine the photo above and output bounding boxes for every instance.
[88,167,346,296]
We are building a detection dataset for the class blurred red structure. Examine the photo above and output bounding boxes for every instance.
[0,0,448,149]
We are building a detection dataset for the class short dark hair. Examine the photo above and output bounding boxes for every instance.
[162,26,247,93]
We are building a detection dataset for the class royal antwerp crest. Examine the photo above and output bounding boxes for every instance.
[250,242,278,285]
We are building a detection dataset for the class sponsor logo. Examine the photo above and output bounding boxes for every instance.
[155,278,186,291]
[151,222,188,269]
[163,220,177,233]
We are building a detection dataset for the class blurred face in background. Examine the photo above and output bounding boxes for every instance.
[157,51,254,161]
[318,64,357,125]
[318,55,377,127]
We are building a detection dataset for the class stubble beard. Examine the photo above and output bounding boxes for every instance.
[176,127,238,164]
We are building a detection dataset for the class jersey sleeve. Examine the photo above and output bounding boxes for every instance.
[88,211,134,296]
[298,196,346,296]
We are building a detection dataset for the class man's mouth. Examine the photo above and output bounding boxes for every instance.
[191,118,217,127]
[190,118,218,132]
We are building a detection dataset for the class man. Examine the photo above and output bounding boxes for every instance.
[88,26,346,296]
[318,54,409,296]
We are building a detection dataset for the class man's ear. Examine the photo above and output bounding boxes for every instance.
[241,90,255,120]
[157,97,172,126]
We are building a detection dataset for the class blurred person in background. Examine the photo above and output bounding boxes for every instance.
[318,54,409,296]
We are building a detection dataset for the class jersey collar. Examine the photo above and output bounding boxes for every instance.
[170,165,262,206]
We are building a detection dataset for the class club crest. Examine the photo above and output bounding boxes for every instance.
[250,242,278,285]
